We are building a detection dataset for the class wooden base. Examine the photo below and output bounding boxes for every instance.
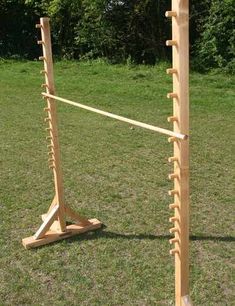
[22,218,102,249]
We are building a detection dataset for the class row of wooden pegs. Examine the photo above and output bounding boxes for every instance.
[165,10,180,256]
[44,107,56,171]
[36,23,56,172]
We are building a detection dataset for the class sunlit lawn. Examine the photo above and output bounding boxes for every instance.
[0,59,234,305]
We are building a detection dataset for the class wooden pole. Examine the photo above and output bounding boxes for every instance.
[166,1,192,305]
[39,17,66,232]
[42,93,188,140]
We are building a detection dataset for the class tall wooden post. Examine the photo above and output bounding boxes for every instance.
[22,18,102,249]
[39,17,66,233]
[166,1,192,305]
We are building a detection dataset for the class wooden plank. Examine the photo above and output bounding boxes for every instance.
[22,219,102,249]
[40,17,66,231]
[42,93,188,140]
[34,204,59,239]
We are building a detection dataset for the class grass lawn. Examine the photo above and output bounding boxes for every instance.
[0,59,234,305]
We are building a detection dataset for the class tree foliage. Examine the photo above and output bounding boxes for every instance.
[0,0,234,71]
[193,0,235,72]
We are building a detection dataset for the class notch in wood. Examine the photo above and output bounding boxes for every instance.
[169,203,179,209]
[169,238,179,244]
[169,217,179,223]
[166,68,177,75]
[167,92,178,99]
[168,189,179,196]
[168,137,178,143]
[168,173,179,180]
[167,116,178,123]
[170,248,179,255]
[169,227,179,234]
[168,156,178,163]
[41,84,48,88]
[166,40,177,47]
[165,11,177,18]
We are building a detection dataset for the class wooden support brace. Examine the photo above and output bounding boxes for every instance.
[22,218,102,249]
[34,204,59,239]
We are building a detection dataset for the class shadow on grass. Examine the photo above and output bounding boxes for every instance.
[65,227,235,244]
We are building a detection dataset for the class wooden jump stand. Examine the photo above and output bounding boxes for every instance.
[22,18,102,250]
[22,0,192,304]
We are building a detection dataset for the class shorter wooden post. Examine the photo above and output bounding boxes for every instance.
[22,18,102,249]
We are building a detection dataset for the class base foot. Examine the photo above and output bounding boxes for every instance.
[22,218,102,249]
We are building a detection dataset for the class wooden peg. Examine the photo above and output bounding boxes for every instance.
[37,40,44,45]
[44,118,51,123]
[35,24,42,29]
[166,68,177,75]
[168,137,178,143]
[170,249,179,255]
[47,144,53,148]
[44,107,50,112]
[169,227,179,234]
[45,128,52,132]
[168,156,178,163]
[166,40,177,47]
[46,136,52,140]
[169,173,179,180]
[49,164,55,169]
[41,84,48,88]
[169,217,179,223]
[169,238,179,244]
[40,70,47,74]
[48,158,55,162]
[48,151,54,155]
[39,56,45,61]
[167,116,178,123]
[167,92,178,99]
[165,11,177,18]
[169,203,179,209]
[168,189,179,196]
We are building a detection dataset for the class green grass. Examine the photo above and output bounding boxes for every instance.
[0,59,234,305]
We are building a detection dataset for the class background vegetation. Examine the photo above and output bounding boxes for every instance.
[0,0,235,71]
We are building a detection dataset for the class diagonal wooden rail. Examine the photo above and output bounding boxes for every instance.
[42,92,188,140]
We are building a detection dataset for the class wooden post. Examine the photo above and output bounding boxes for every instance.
[22,18,102,249]
[40,17,66,232]
[166,1,192,305]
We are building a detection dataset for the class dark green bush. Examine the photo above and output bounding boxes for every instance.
[193,0,235,73]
